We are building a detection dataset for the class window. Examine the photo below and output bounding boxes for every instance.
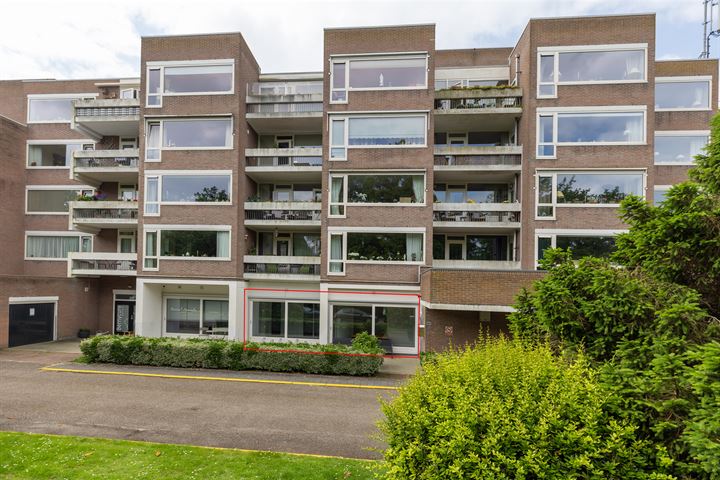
[158,230,230,259]
[344,232,424,262]
[340,174,425,204]
[164,65,233,94]
[292,233,321,256]
[433,183,510,203]
[165,298,229,335]
[330,118,346,159]
[27,94,94,123]
[331,55,427,102]
[329,176,345,216]
[120,88,138,99]
[25,233,92,260]
[537,46,646,97]
[433,234,511,261]
[656,77,711,111]
[27,142,93,168]
[146,122,161,160]
[348,116,425,146]
[144,231,157,269]
[26,188,92,214]
[146,61,234,107]
[332,304,416,352]
[161,175,231,203]
[654,132,709,165]
[255,183,320,203]
[536,233,619,266]
[536,171,644,218]
[163,119,232,148]
[145,177,159,215]
[329,233,344,274]
[251,301,320,340]
[537,108,646,157]
[653,186,670,206]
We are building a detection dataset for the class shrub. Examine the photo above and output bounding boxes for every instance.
[351,331,383,354]
[379,338,666,479]
[79,335,383,376]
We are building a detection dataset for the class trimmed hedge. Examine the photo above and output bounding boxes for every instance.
[79,335,384,376]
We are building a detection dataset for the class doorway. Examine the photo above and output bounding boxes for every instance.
[113,292,136,335]
[8,301,56,347]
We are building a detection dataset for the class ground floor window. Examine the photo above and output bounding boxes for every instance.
[165,297,228,335]
[331,304,416,351]
[251,301,320,341]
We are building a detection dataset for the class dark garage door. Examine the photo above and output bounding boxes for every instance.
[9,303,54,347]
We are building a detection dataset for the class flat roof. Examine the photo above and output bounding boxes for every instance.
[324,22,435,31]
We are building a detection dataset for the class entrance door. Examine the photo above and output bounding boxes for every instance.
[276,236,290,256]
[9,303,54,347]
[447,237,465,260]
[114,301,135,334]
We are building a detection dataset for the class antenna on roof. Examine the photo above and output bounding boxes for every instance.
[701,0,720,58]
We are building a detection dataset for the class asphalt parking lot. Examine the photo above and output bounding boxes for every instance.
[0,347,401,459]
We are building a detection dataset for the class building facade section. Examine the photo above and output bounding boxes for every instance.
[0,13,716,352]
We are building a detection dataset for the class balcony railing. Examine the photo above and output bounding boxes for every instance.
[247,156,322,167]
[435,97,521,110]
[72,204,139,220]
[434,154,521,167]
[73,149,139,169]
[68,252,137,277]
[244,255,321,278]
[432,259,521,270]
[244,202,321,223]
[433,203,521,225]
[246,103,323,114]
[249,81,323,96]
[74,99,140,117]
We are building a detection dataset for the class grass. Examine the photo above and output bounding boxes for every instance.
[0,431,380,479]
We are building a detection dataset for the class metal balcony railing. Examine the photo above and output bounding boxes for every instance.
[246,103,323,114]
[72,206,138,220]
[435,97,522,110]
[244,263,321,275]
[433,209,520,224]
[68,252,137,276]
[249,81,323,96]
[74,155,139,169]
[244,209,320,221]
[76,106,140,117]
[434,155,521,167]
[247,156,322,167]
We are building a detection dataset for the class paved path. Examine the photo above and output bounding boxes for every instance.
[0,349,399,459]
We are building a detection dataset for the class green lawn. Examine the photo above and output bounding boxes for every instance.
[0,431,380,479]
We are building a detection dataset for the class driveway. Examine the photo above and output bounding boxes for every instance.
[0,348,398,459]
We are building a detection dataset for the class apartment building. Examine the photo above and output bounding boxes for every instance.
[0,13,716,353]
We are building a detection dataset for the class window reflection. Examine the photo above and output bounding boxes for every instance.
[349,58,425,88]
[557,113,643,143]
[558,50,645,82]
[654,135,708,164]
[556,174,643,204]
[656,81,710,110]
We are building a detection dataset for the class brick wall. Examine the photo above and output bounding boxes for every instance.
[422,269,543,306]
[0,116,27,276]
[425,310,510,351]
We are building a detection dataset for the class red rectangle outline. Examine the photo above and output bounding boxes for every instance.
[243,287,421,359]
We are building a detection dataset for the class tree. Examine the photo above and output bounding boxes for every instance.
[193,186,229,202]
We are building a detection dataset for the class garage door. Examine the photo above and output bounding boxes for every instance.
[9,303,55,347]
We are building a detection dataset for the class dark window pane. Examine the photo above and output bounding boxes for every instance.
[287,303,320,339]
[166,299,201,334]
[332,305,372,344]
[162,175,230,202]
[252,301,284,337]
[556,236,616,259]
[374,306,415,348]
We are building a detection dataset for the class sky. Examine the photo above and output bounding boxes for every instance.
[0,0,710,80]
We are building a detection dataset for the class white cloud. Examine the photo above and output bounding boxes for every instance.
[0,0,706,79]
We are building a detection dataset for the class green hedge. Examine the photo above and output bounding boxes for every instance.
[79,335,384,376]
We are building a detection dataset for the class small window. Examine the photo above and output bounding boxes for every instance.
[146,122,161,161]
[331,62,347,103]
[144,231,158,269]
[330,118,346,159]
[656,78,711,110]
[147,68,161,106]
[537,115,555,157]
[538,54,556,97]
[145,177,159,215]
[654,133,709,165]
[120,88,138,99]
[329,233,344,274]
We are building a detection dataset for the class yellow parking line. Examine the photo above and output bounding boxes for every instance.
[40,366,398,391]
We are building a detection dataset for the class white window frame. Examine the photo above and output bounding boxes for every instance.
[327,227,426,267]
[24,231,93,261]
[329,117,348,160]
[329,52,429,103]
[26,93,98,124]
[249,299,322,344]
[329,171,427,211]
[117,230,137,254]
[534,229,627,267]
[120,88,138,99]
[330,302,418,354]
[144,117,234,161]
[142,225,232,267]
[655,76,712,112]
[536,44,648,99]
[26,139,95,169]
[329,112,428,153]
[654,130,710,166]
[143,170,233,215]
[534,169,647,219]
[25,185,94,215]
[328,231,347,276]
[145,59,235,108]
[143,230,158,271]
[536,106,647,158]
[162,295,230,338]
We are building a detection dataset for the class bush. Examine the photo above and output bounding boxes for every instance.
[80,336,383,376]
[379,338,666,479]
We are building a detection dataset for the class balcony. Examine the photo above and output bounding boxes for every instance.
[72,98,140,138]
[71,149,139,185]
[68,252,137,277]
[246,82,323,134]
[245,147,322,182]
[434,145,522,177]
[243,255,321,281]
[432,259,521,270]
[434,87,522,132]
[244,202,321,229]
[433,203,521,230]
[68,201,138,234]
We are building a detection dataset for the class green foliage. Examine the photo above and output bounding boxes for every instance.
[380,338,667,479]
[351,331,383,353]
[79,335,383,376]
[510,251,720,477]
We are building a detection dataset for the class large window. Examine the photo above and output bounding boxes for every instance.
[26,188,92,214]
[332,304,416,352]
[537,108,646,158]
[161,174,230,203]
[348,116,425,146]
[163,119,232,148]
[330,55,427,103]
[536,232,619,265]
[251,301,320,340]
[432,234,511,261]
[537,46,646,98]
[656,77,711,111]
[146,61,234,107]
[330,174,424,208]
[256,232,320,256]
[165,298,229,335]
[433,183,511,203]
[654,132,709,165]
[345,232,423,262]
[27,94,94,123]
[25,233,91,260]
[536,171,645,218]
[27,141,93,168]
[159,230,230,259]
